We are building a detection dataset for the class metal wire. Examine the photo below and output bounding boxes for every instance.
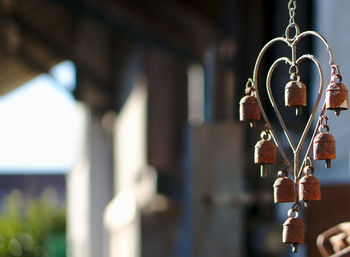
[249,12,338,205]
[241,3,347,253]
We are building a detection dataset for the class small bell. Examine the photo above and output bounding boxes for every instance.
[313,121,336,168]
[254,129,276,178]
[285,79,307,116]
[273,167,295,203]
[326,67,348,116]
[299,162,321,207]
[283,209,305,253]
[239,82,261,127]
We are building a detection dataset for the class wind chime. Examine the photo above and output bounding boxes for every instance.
[239,0,349,253]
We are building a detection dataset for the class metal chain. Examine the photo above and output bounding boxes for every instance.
[288,0,297,24]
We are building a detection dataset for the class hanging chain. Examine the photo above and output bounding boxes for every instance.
[288,0,297,25]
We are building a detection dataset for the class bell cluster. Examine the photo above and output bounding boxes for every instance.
[239,67,349,253]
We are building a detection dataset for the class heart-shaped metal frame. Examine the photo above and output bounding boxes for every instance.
[248,23,337,184]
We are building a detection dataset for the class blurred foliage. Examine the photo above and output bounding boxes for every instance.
[0,188,66,257]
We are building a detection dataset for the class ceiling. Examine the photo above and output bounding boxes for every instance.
[0,0,221,95]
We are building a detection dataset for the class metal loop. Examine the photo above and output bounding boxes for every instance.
[245,87,254,96]
[305,156,313,168]
[285,23,300,42]
[319,124,330,133]
[331,65,341,76]
[246,78,254,88]
[303,165,315,176]
[289,73,300,81]
[288,0,297,12]
[331,65,343,83]
[260,130,272,141]
[319,116,330,133]
[288,208,299,218]
[289,65,300,81]
[289,65,299,75]
[292,201,302,211]
[320,115,328,126]
[331,74,343,83]
[245,78,256,96]
[288,0,297,24]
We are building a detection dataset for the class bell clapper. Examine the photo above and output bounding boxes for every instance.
[260,164,267,178]
[304,201,309,207]
[335,109,341,116]
[325,159,331,168]
[296,106,302,116]
[291,243,299,253]
[249,121,256,128]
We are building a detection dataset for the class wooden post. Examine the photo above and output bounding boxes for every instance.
[184,123,245,257]
[67,104,114,257]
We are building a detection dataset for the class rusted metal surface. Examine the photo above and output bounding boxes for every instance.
[299,165,321,204]
[313,121,336,168]
[285,80,307,115]
[239,94,261,127]
[273,168,295,203]
[326,66,349,116]
[254,130,276,178]
[283,209,305,253]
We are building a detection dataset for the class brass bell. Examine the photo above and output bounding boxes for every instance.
[239,85,261,127]
[254,130,276,178]
[313,122,336,168]
[273,168,295,203]
[283,209,305,253]
[299,164,321,207]
[285,79,307,116]
[326,69,348,116]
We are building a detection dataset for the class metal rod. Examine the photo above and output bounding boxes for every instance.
[295,31,335,65]
[297,105,326,178]
[266,57,295,152]
[294,55,324,156]
[252,37,293,170]
[250,23,337,187]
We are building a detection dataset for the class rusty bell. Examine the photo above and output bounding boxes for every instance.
[299,166,321,207]
[239,94,261,127]
[313,126,336,168]
[285,80,307,116]
[254,135,276,178]
[283,210,305,253]
[326,80,349,116]
[273,171,295,203]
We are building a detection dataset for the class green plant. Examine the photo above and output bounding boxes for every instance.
[0,188,66,257]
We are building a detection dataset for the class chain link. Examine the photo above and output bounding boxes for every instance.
[288,0,297,24]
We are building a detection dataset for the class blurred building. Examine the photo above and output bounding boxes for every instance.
[0,174,65,204]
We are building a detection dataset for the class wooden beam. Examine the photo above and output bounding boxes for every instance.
[11,13,113,93]
[47,0,219,60]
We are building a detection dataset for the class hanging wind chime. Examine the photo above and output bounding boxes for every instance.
[239,0,349,253]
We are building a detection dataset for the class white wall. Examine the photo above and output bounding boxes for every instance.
[313,0,350,184]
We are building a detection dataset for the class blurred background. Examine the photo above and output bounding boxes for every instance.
[0,0,349,257]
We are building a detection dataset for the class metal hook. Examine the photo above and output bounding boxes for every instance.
[320,115,328,126]
[305,156,314,168]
